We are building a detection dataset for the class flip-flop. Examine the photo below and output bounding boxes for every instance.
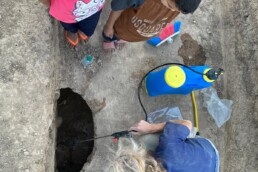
[114,39,127,50]
[103,41,116,53]
[78,30,89,43]
[64,31,79,48]
[102,31,118,42]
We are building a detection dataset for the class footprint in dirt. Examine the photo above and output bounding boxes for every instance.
[178,33,207,66]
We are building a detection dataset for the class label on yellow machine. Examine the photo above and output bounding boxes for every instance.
[165,66,186,88]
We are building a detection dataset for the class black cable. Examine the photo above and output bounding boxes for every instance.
[138,63,207,120]
[75,130,135,144]
[76,134,112,143]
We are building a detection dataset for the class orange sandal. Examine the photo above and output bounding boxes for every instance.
[64,31,79,47]
[78,30,89,43]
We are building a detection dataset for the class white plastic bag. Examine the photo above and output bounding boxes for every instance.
[201,87,233,127]
[147,107,183,124]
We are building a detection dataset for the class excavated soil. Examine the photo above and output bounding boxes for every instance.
[178,33,207,66]
[56,88,94,172]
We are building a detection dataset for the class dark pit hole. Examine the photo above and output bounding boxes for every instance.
[56,88,94,172]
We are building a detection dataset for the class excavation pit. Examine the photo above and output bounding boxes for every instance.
[56,88,94,172]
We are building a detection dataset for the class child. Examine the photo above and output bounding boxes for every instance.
[103,0,201,53]
[40,0,105,49]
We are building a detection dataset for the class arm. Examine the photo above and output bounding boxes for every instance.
[130,119,192,135]
[39,0,50,7]
[104,0,144,37]
[103,10,124,38]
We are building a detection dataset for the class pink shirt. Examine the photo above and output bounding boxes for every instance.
[50,0,105,23]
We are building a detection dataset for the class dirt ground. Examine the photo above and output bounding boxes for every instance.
[0,0,257,172]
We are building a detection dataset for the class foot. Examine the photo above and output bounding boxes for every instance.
[103,41,116,54]
[115,39,126,50]
[64,31,79,49]
[78,30,89,45]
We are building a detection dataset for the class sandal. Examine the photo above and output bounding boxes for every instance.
[114,39,127,50]
[103,41,116,54]
[64,31,79,48]
[78,30,89,44]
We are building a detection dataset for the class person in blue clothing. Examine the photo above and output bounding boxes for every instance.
[106,119,219,172]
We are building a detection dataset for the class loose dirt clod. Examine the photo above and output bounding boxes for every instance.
[178,33,207,66]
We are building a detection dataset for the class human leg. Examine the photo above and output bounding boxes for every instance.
[102,32,127,52]
[102,31,119,53]
[60,22,79,48]
[78,10,102,43]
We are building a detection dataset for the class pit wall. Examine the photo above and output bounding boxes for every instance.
[0,1,60,171]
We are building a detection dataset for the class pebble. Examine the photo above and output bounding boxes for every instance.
[24,151,29,155]
[97,59,102,64]
[207,29,212,34]
[32,132,39,136]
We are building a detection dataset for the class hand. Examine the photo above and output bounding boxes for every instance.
[103,25,114,39]
[129,120,155,135]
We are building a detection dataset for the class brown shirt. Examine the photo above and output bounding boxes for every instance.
[114,0,180,42]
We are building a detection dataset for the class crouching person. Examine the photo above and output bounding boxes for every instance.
[106,120,219,172]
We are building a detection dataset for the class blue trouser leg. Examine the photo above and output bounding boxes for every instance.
[78,10,102,37]
[60,22,78,33]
